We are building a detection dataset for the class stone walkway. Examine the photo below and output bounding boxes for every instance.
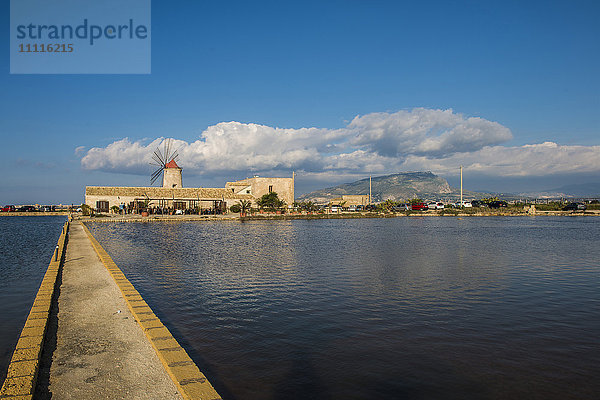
[36,222,182,399]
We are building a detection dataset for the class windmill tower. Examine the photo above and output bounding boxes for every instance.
[151,139,183,188]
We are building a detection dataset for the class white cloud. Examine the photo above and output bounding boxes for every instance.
[402,142,600,177]
[348,108,512,157]
[81,138,164,174]
[79,108,600,181]
[74,146,86,157]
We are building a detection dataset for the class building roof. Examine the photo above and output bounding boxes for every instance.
[165,159,180,169]
[85,186,254,200]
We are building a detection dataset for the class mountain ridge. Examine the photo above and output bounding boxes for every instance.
[517,182,600,198]
[297,172,487,203]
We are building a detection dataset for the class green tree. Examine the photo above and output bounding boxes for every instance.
[299,201,317,212]
[230,204,241,213]
[110,205,120,214]
[382,199,398,210]
[81,204,92,216]
[409,198,423,205]
[257,192,285,211]
[481,197,499,205]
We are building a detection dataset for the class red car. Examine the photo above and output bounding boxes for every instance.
[1,205,16,212]
[411,203,429,211]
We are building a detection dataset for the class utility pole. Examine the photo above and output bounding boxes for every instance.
[369,175,372,205]
[292,171,295,206]
[460,165,463,206]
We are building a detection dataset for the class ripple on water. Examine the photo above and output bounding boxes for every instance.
[87,217,600,400]
[0,216,66,382]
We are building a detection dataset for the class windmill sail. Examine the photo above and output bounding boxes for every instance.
[150,139,180,185]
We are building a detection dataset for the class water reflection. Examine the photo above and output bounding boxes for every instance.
[88,217,600,400]
[0,216,66,382]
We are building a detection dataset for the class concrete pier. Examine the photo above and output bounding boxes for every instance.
[1,221,221,400]
[40,222,182,399]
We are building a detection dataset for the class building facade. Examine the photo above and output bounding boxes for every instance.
[85,165,294,213]
[329,195,370,206]
[225,176,294,206]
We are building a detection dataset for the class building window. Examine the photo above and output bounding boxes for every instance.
[268,185,273,193]
[246,190,250,194]
[173,201,186,210]
[96,201,109,212]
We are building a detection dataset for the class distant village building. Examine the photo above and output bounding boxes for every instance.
[328,194,370,207]
[85,160,294,213]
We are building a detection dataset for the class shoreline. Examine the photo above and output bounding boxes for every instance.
[73,209,599,223]
[3,210,597,222]
[0,212,69,217]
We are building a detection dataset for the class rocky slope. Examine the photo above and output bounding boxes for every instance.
[298,172,485,203]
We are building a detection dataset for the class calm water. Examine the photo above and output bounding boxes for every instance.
[87,217,600,400]
[0,216,66,382]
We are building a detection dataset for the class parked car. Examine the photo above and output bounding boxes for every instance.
[365,204,377,211]
[489,200,508,209]
[471,200,487,207]
[411,203,429,211]
[562,202,586,211]
[391,204,410,212]
[1,205,16,212]
[17,205,37,212]
[427,202,444,210]
[355,205,364,211]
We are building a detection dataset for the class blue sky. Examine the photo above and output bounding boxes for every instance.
[1,0,599,204]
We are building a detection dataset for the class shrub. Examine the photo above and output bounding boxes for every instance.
[81,204,92,216]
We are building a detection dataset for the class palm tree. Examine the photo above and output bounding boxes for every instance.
[239,200,252,217]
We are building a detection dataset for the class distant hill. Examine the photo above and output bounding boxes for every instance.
[298,172,488,203]
[548,182,600,197]
[518,182,600,198]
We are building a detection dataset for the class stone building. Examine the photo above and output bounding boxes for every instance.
[225,176,295,206]
[329,195,370,207]
[162,159,183,188]
[85,161,294,213]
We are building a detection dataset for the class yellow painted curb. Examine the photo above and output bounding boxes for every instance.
[0,220,69,399]
[81,223,222,400]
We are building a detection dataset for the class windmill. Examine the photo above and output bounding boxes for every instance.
[150,139,181,187]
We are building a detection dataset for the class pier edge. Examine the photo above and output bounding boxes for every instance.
[80,222,222,400]
[0,218,69,399]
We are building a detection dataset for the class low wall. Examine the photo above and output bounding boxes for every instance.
[81,224,222,400]
[0,219,69,399]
